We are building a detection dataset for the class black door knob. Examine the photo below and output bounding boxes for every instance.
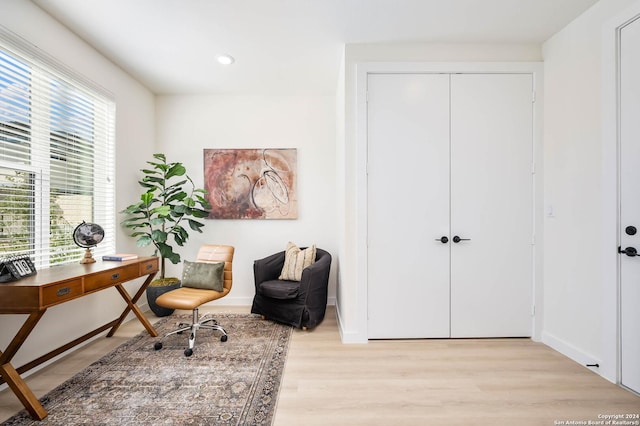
[452,236,471,243]
[435,236,448,244]
[619,246,638,257]
[626,226,637,236]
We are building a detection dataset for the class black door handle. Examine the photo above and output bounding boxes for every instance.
[452,236,470,243]
[618,246,638,257]
[436,236,449,244]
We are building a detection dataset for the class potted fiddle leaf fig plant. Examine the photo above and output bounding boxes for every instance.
[120,153,211,316]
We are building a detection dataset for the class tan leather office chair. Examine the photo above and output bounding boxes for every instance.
[153,244,234,357]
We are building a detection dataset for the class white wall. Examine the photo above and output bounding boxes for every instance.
[0,0,155,370]
[154,95,338,305]
[542,0,639,382]
[335,48,346,333]
[339,43,543,342]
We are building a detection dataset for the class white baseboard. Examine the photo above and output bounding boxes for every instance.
[541,331,605,378]
[335,302,367,344]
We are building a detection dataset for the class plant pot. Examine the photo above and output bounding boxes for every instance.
[146,281,181,317]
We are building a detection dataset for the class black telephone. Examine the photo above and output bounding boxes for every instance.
[0,255,37,283]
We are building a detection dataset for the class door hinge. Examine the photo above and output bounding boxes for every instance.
[532,305,536,316]
[366,90,369,103]
[531,162,536,174]
[532,91,536,103]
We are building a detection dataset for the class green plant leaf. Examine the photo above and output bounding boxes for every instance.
[141,168,161,175]
[140,192,154,205]
[167,191,187,203]
[136,235,152,247]
[151,229,167,242]
[143,176,165,185]
[173,204,188,214]
[166,163,186,179]
[158,242,181,264]
[121,216,145,226]
[121,204,143,214]
[150,205,171,216]
[195,194,212,209]
[150,217,165,226]
[171,226,188,246]
[165,180,188,190]
[139,182,158,190]
[192,208,210,217]
[147,161,168,172]
[188,219,205,232]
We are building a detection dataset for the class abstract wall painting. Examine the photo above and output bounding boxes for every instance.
[204,148,297,219]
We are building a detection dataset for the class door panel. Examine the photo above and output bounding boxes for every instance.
[620,16,640,394]
[367,73,534,339]
[367,73,451,338]
[450,74,533,337]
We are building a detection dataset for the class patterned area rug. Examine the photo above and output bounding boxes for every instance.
[2,313,292,426]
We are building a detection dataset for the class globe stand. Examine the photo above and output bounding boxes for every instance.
[80,247,96,264]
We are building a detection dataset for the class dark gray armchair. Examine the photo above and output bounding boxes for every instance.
[251,248,331,330]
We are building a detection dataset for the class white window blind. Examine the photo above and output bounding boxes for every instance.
[0,26,115,268]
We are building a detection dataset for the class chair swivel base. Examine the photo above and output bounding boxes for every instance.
[153,308,228,357]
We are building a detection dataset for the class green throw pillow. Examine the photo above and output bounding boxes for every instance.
[181,260,225,292]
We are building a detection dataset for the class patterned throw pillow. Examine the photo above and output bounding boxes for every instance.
[181,260,225,291]
[278,242,316,281]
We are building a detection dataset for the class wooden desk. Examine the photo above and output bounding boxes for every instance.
[0,257,159,420]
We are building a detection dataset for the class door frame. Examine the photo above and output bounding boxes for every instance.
[355,62,544,342]
[602,0,640,387]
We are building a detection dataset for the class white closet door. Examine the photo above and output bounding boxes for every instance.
[449,74,534,337]
[620,16,640,394]
[367,73,451,338]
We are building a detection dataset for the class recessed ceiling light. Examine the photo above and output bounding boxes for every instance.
[217,54,235,65]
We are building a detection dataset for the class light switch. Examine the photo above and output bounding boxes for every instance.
[546,204,554,218]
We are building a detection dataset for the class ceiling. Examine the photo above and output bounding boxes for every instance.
[31,0,599,95]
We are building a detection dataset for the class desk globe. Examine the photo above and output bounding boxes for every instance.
[73,221,104,264]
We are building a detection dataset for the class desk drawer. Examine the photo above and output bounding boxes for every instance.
[139,258,159,275]
[42,279,83,307]
[85,264,139,292]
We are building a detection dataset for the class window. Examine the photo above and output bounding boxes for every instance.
[0,26,115,268]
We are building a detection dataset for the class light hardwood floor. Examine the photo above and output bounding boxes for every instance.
[1,306,638,425]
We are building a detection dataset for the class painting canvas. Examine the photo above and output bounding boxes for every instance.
[204,148,297,219]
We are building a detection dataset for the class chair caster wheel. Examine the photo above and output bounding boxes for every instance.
[220,335,228,342]
[177,331,183,335]
[184,348,193,357]
[154,342,163,351]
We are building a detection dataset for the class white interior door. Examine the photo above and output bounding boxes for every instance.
[619,15,640,394]
[367,73,451,338]
[367,72,534,339]
[449,74,534,337]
